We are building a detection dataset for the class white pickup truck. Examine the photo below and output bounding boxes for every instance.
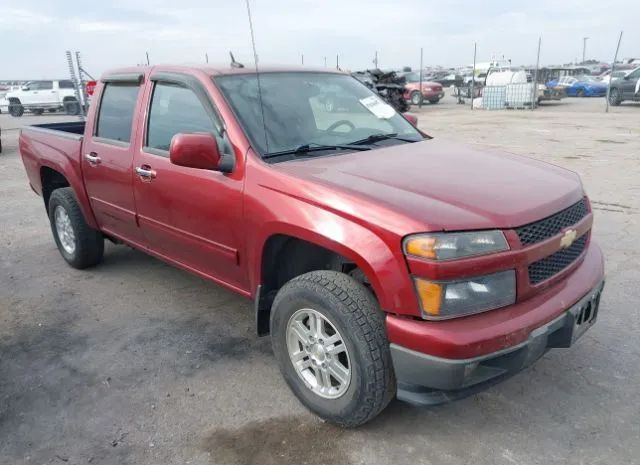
[5,80,80,117]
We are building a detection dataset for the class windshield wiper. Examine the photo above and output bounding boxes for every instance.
[263,143,371,160]
[349,133,419,145]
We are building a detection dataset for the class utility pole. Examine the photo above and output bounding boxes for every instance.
[324,56,327,67]
[470,42,477,111]
[373,51,378,68]
[418,48,423,108]
[606,31,623,113]
[146,51,150,65]
[582,37,589,64]
[205,53,209,63]
[301,53,304,65]
[336,54,339,70]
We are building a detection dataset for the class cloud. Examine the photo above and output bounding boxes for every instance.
[0,0,637,79]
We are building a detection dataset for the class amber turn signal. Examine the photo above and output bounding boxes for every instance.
[414,278,442,316]
[404,236,437,259]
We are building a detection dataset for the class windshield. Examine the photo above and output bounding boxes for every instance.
[215,72,422,158]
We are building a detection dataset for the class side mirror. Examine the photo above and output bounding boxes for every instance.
[169,133,226,171]
[404,113,418,127]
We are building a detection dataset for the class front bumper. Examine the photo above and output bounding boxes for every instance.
[392,279,604,405]
[388,239,605,405]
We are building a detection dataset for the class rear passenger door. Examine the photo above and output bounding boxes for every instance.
[132,72,248,291]
[82,74,145,245]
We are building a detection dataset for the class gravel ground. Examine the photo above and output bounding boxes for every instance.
[1,96,639,465]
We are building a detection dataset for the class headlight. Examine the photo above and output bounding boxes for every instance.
[403,231,509,261]
[414,270,516,319]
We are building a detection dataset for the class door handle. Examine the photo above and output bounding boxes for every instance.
[135,166,157,181]
[84,152,101,165]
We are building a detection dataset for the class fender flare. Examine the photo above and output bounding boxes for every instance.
[39,158,98,228]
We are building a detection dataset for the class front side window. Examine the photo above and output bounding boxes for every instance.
[59,80,74,89]
[27,81,54,90]
[215,72,422,157]
[627,68,640,80]
[146,82,215,151]
[95,83,140,143]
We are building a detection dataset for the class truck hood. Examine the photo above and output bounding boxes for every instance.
[275,139,584,231]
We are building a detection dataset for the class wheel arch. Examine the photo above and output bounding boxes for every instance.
[252,219,416,335]
[38,161,98,228]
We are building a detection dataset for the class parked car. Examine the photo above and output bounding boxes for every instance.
[18,64,604,427]
[5,80,80,117]
[608,67,640,105]
[547,76,608,97]
[430,72,464,87]
[400,72,445,104]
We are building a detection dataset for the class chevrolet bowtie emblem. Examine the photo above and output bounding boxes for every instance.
[560,229,577,249]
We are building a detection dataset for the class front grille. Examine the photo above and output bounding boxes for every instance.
[516,198,588,246]
[528,234,588,284]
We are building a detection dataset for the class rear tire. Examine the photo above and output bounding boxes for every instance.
[410,91,423,105]
[576,88,585,97]
[48,187,104,269]
[32,109,44,115]
[428,98,440,104]
[64,100,80,115]
[270,270,396,427]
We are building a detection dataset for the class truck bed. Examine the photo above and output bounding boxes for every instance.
[24,121,86,139]
[19,121,87,210]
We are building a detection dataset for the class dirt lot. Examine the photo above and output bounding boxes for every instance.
[1,96,639,465]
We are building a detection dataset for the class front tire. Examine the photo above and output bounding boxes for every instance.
[410,90,423,105]
[271,270,395,427]
[609,88,621,106]
[48,187,104,269]
[576,88,585,97]
[428,98,440,104]
[9,100,24,117]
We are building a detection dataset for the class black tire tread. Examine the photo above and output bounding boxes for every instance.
[272,270,395,427]
[48,187,104,269]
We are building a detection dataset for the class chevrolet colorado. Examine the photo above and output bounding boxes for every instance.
[19,65,605,427]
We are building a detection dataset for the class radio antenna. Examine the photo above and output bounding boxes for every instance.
[245,0,269,152]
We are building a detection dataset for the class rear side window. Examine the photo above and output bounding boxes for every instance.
[146,82,215,151]
[96,83,140,143]
[59,80,74,89]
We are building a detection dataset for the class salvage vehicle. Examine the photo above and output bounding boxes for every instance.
[353,69,409,112]
[400,72,445,105]
[19,64,605,427]
[608,67,640,105]
[6,80,80,116]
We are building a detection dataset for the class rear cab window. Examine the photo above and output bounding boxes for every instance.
[95,83,140,144]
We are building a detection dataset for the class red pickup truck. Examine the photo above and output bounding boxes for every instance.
[19,64,604,427]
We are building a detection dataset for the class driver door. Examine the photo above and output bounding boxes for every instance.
[621,69,640,99]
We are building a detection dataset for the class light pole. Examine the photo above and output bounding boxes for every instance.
[582,37,589,64]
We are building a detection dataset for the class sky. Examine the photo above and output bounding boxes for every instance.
[0,0,638,79]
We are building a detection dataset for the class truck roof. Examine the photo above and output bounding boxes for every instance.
[101,64,344,80]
